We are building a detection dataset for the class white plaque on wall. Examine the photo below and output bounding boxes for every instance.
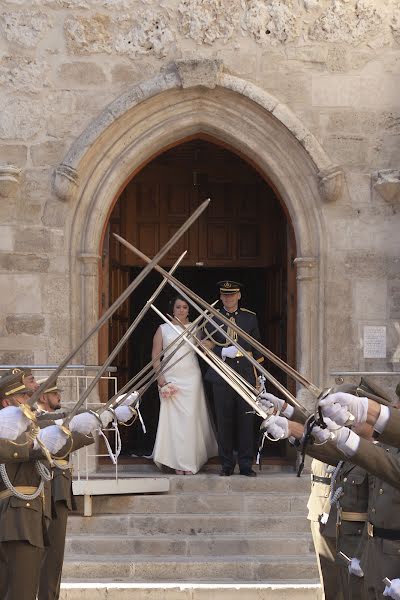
[363,326,386,359]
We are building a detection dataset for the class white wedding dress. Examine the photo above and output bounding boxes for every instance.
[153,322,218,473]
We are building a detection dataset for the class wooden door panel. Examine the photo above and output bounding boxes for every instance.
[136,223,160,258]
[238,224,260,259]
[135,183,160,219]
[203,223,233,261]
[165,183,191,218]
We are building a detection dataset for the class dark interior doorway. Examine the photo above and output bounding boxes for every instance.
[99,137,297,464]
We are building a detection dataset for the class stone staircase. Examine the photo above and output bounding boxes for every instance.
[60,471,321,600]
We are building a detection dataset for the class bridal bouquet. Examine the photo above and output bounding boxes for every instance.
[159,383,179,401]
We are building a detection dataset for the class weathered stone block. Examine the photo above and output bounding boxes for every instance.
[115,9,175,58]
[312,75,360,107]
[14,228,54,253]
[0,145,27,167]
[178,0,240,45]
[373,169,400,203]
[0,96,46,140]
[0,226,13,251]
[0,253,49,273]
[0,351,34,365]
[308,0,383,46]
[6,314,45,335]
[0,10,52,49]
[111,62,153,85]
[324,135,368,168]
[64,14,113,55]
[176,58,223,89]
[30,141,68,167]
[41,201,68,228]
[0,56,50,92]
[325,110,378,136]
[242,0,301,46]
[58,62,106,86]
[354,280,387,320]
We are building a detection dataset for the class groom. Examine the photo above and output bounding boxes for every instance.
[204,280,264,477]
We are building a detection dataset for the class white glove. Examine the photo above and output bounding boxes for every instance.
[114,405,136,423]
[120,391,139,407]
[384,578,400,599]
[99,410,114,428]
[69,412,99,435]
[319,392,368,426]
[0,406,31,440]
[312,417,339,443]
[221,345,238,360]
[113,391,139,407]
[258,392,294,418]
[260,415,289,440]
[348,557,364,578]
[328,424,360,457]
[35,425,69,455]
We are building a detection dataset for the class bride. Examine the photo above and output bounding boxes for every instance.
[152,295,218,475]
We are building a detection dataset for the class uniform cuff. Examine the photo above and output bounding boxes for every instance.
[337,429,360,457]
[374,405,390,434]
[283,404,294,419]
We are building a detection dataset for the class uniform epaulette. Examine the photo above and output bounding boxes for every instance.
[240,308,256,315]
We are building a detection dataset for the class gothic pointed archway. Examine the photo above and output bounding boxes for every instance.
[57,61,344,408]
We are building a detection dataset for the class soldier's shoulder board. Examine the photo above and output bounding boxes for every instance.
[240,307,256,315]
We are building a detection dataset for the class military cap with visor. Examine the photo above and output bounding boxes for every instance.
[218,280,243,294]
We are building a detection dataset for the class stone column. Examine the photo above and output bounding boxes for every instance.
[76,252,102,474]
[294,256,319,413]
[77,252,101,365]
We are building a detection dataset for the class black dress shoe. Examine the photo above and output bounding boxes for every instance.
[219,468,233,476]
[239,469,257,477]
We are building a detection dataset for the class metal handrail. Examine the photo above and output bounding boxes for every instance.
[0,365,117,372]
[331,371,400,377]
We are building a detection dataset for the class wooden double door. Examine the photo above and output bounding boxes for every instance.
[99,139,296,461]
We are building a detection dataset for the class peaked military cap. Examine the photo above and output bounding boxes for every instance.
[218,280,243,294]
[0,372,31,399]
[37,377,63,394]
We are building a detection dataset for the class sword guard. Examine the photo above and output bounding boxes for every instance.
[20,404,37,422]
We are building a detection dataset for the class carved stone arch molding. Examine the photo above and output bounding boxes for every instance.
[60,59,344,402]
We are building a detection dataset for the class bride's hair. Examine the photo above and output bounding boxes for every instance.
[168,294,189,319]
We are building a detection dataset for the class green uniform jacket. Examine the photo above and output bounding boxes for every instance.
[322,461,368,558]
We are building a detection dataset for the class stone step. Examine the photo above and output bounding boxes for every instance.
[65,532,314,557]
[167,474,310,494]
[62,555,319,581]
[67,513,310,536]
[74,491,308,515]
[60,582,322,600]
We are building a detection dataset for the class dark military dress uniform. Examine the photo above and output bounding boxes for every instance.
[360,444,400,600]
[204,284,264,474]
[38,442,85,600]
[322,461,368,600]
[0,438,53,600]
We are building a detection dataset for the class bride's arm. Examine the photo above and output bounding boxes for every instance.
[152,327,167,389]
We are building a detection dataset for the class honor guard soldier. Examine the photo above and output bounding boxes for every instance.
[36,379,93,600]
[204,280,264,477]
[0,372,55,600]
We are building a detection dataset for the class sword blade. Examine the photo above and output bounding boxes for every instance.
[64,251,187,425]
[113,234,320,401]
[27,199,210,411]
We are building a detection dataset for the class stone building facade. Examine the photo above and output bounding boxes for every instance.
[0,0,399,406]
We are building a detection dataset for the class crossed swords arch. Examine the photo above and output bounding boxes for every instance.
[16,197,360,458]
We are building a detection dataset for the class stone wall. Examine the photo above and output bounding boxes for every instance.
[0,0,399,394]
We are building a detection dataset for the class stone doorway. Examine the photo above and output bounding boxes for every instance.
[99,138,297,465]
